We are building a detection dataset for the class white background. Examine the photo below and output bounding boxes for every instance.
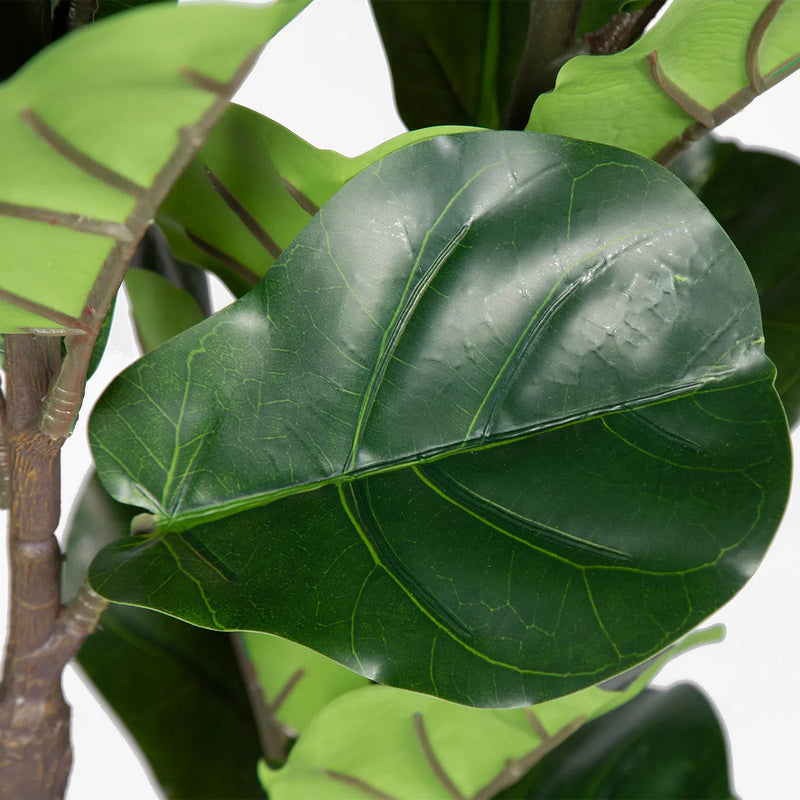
[1,0,799,797]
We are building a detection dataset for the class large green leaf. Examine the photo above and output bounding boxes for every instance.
[158,102,472,296]
[0,0,308,334]
[258,629,722,800]
[498,683,732,798]
[63,474,265,800]
[673,137,800,428]
[88,131,790,707]
[529,0,800,162]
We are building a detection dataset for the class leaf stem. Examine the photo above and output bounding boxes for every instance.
[230,634,301,764]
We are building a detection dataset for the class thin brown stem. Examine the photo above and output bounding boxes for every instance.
[204,164,282,259]
[22,109,148,199]
[230,634,298,763]
[324,771,399,800]
[0,200,134,240]
[470,714,587,800]
[184,228,262,286]
[0,287,89,334]
[281,175,319,216]
[647,50,715,128]
[413,712,466,800]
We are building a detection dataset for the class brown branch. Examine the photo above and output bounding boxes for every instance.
[0,376,8,509]
[505,1,584,130]
[204,164,282,259]
[230,634,303,764]
[1,335,69,798]
[413,712,466,800]
[583,0,667,55]
[0,337,108,798]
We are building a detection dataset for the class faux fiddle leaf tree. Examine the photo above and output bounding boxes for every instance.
[0,1,797,799]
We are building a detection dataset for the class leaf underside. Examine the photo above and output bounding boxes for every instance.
[529,0,800,161]
[89,131,790,707]
[0,0,308,334]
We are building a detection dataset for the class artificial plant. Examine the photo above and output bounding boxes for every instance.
[0,0,797,798]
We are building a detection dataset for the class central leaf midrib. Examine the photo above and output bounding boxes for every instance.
[155,373,758,534]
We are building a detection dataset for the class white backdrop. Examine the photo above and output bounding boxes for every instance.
[1,1,798,797]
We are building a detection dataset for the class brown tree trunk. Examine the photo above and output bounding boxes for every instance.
[0,335,70,799]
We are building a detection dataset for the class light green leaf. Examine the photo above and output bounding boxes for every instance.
[88,131,790,707]
[125,269,204,353]
[241,632,369,745]
[158,102,473,296]
[258,628,722,800]
[0,0,309,333]
[529,0,800,162]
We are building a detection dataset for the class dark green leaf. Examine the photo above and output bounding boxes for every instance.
[0,0,309,333]
[0,0,52,80]
[673,137,800,428]
[64,474,265,800]
[88,131,790,707]
[498,683,733,798]
[370,0,530,129]
[575,2,624,39]
[125,224,210,352]
[130,225,211,316]
[94,0,173,23]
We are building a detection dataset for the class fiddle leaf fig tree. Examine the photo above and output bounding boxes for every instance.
[0,1,797,798]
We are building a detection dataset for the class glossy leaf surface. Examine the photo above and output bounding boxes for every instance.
[674,137,800,427]
[89,131,790,707]
[158,103,471,296]
[258,630,722,800]
[498,683,732,798]
[529,0,800,161]
[63,474,265,800]
[0,0,308,333]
